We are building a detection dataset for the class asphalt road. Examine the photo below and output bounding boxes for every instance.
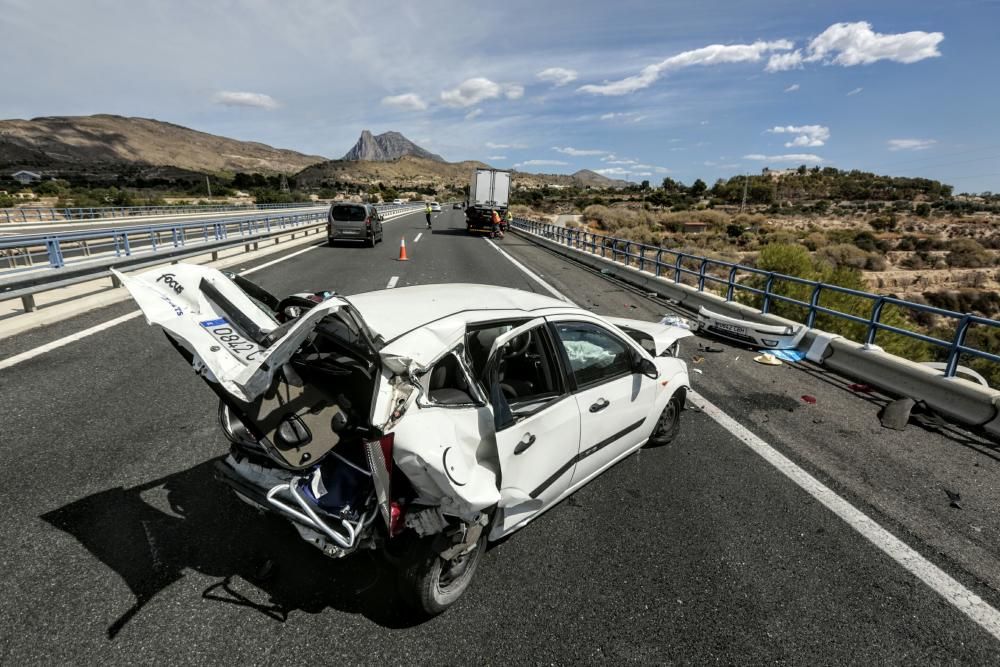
[1,208,998,663]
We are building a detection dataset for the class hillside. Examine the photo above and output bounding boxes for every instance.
[343,130,444,162]
[297,156,626,190]
[0,115,326,176]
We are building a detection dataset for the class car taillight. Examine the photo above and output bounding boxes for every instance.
[389,501,404,537]
[365,216,371,228]
[379,432,394,476]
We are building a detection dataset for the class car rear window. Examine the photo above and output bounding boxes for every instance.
[331,205,367,222]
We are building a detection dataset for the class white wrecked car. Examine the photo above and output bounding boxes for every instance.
[115,263,692,615]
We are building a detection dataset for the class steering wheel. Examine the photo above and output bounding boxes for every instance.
[502,330,532,359]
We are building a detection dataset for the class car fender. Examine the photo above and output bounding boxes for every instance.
[392,406,501,520]
[651,358,690,415]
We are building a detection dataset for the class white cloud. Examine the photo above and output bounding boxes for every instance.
[441,77,523,107]
[578,39,794,95]
[888,138,936,151]
[514,159,568,168]
[600,111,646,123]
[604,159,637,165]
[504,84,524,100]
[805,21,943,67]
[744,153,824,162]
[594,167,631,176]
[553,146,607,156]
[767,124,830,147]
[486,141,526,149]
[465,108,482,120]
[846,87,863,96]
[212,91,279,110]
[784,83,800,92]
[487,155,507,160]
[536,67,578,87]
[381,92,427,111]
[766,50,804,72]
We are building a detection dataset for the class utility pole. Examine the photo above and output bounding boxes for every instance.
[739,172,749,213]
[205,176,212,198]
[279,174,290,194]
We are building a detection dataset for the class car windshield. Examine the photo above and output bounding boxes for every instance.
[331,205,367,222]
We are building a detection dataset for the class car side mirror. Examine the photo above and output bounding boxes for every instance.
[636,354,658,379]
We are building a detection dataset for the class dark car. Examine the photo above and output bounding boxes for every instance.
[328,203,383,247]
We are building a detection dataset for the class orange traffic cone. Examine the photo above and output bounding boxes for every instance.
[398,237,409,261]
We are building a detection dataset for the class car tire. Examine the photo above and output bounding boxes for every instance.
[398,529,486,616]
[646,393,683,447]
[367,233,376,248]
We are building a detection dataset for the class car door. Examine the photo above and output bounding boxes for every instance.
[483,319,581,537]
[549,317,659,490]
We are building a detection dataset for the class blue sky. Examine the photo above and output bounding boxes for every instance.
[2,0,998,192]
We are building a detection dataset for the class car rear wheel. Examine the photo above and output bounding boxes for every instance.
[367,232,376,248]
[398,529,486,616]
[647,393,682,446]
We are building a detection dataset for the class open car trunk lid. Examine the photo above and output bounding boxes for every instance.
[114,264,387,471]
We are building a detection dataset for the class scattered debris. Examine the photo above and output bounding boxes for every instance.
[692,355,705,364]
[812,418,824,424]
[801,395,817,404]
[625,303,637,309]
[848,383,874,393]
[769,349,806,363]
[660,315,694,330]
[879,397,915,431]
[646,291,657,298]
[699,343,724,353]
[944,488,963,510]
[692,368,703,374]
[753,353,783,366]
[254,559,276,582]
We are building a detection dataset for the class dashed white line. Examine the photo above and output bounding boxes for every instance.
[414,233,423,243]
[489,232,1000,642]
[386,276,399,289]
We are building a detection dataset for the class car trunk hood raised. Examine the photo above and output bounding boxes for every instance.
[114,264,385,402]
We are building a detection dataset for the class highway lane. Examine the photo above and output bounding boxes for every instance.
[1,208,998,663]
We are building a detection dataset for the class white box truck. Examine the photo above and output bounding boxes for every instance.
[466,168,512,234]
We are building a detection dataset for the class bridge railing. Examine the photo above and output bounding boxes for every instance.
[1,203,421,275]
[513,218,1000,380]
[0,201,322,223]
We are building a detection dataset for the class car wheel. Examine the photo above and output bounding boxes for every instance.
[367,233,376,248]
[398,530,486,616]
[646,393,682,446]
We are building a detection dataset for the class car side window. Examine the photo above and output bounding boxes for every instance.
[554,322,633,388]
[478,323,564,426]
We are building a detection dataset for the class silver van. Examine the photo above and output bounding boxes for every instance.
[327,203,384,247]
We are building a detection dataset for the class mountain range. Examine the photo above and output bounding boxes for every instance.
[0,115,625,188]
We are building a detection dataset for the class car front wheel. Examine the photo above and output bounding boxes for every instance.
[647,392,683,446]
[398,530,486,616]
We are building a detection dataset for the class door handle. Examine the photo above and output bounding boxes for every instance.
[514,433,536,455]
[589,398,610,413]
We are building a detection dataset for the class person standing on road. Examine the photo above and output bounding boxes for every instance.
[503,208,513,232]
[425,202,432,229]
[490,208,504,239]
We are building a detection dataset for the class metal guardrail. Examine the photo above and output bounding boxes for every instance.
[0,203,421,276]
[513,218,1000,379]
[0,201,320,223]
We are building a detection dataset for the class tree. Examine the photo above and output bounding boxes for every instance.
[688,178,707,198]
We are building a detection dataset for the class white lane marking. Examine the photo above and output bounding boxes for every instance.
[490,233,1000,642]
[688,389,1000,643]
[0,311,143,370]
[0,241,327,369]
[414,233,423,243]
[484,238,571,303]
[386,276,399,289]
[240,243,320,275]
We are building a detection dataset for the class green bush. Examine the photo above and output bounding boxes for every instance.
[946,239,994,268]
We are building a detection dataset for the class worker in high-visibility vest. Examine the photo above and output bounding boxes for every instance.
[490,208,504,239]
[503,209,513,231]
[425,203,432,229]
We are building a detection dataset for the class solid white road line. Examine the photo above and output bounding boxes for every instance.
[0,311,143,371]
[1,242,324,370]
[489,234,1000,642]
[688,389,1000,642]
[386,276,399,289]
[484,238,571,302]
[414,233,423,243]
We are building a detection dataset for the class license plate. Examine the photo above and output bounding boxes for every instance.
[200,318,263,361]
[715,322,747,336]
[341,230,359,235]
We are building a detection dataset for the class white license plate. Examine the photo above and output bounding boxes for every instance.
[200,318,264,361]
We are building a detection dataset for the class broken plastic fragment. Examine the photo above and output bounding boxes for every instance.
[848,383,874,393]
[801,395,817,404]
[879,397,915,431]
